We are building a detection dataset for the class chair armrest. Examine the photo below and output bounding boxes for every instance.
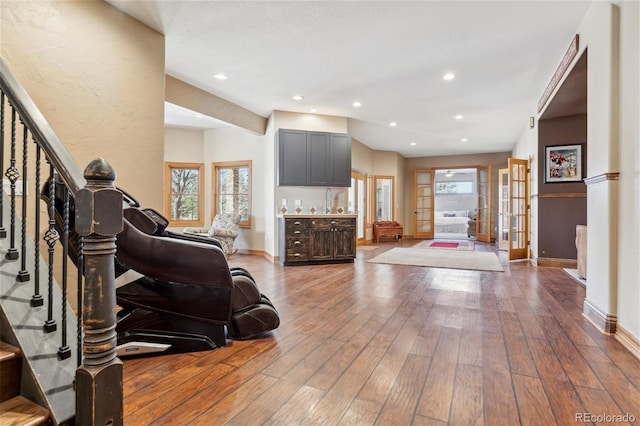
[183,227,210,234]
[211,228,238,238]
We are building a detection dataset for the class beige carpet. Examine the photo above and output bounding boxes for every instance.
[367,247,504,272]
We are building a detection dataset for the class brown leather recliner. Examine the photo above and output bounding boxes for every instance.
[42,181,279,357]
[116,207,279,355]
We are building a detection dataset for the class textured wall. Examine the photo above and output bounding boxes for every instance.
[1,0,165,209]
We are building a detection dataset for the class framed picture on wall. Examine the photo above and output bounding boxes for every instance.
[545,144,583,183]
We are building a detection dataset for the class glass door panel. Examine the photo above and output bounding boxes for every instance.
[349,171,366,243]
[498,168,509,250]
[476,166,491,242]
[414,170,434,239]
[508,158,529,260]
[374,176,394,221]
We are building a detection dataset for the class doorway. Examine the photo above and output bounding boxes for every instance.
[433,168,478,240]
[349,171,366,244]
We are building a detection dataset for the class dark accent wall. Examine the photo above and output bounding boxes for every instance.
[537,114,587,259]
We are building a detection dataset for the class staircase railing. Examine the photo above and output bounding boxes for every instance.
[0,57,123,425]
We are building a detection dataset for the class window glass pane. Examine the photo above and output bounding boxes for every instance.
[170,168,200,221]
[435,181,473,194]
[171,194,199,220]
[215,162,251,225]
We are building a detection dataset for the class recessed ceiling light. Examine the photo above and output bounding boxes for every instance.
[195,113,203,118]
[213,73,228,80]
[410,142,417,146]
[352,101,362,107]
[292,95,303,101]
[389,122,397,127]
[310,108,317,113]
[461,138,468,142]
[443,73,455,80]
[455,115,463,120]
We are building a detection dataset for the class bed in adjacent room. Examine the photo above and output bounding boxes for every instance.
[434,210,470,233]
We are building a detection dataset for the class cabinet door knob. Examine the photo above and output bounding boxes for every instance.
[294,230,301,234]
[294,241,301,245]
[293,253,301,257]
[330,221,337,224]
[294,221,301,225]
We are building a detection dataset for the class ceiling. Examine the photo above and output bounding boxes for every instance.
[106,0,592,158]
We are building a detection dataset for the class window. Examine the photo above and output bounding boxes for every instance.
[435,181,474,195]
[164,162,204,226]
[213,160,251,228]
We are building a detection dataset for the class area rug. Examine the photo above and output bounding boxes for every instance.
[357,245,380,251]
[412,240,475,251]
[367,247,504,272]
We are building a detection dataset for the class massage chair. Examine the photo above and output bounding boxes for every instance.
[42,181,280,357]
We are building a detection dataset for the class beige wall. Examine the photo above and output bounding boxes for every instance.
[1,0,165,209]
[274,110,348,133]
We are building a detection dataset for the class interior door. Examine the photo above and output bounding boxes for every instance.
[476,166,491,242]
[508,158,529,260]
[349,171,366,244]
[498,168,509,250]
[414,169,434,239]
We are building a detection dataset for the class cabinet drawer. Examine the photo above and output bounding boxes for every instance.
[286,237,308,249]
[310,218,354,228]
[285,219,309,229]
[286,249,309,262]
[309,219,332,228]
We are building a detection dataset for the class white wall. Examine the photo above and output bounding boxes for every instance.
[512,0,640,344]
[615,0,640,345]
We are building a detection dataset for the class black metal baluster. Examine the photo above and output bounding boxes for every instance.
[58,184,71,359]
[43,167,58,333]
[5,106,19,260]
[0,92,6,239]
[76,235,84,367]
[31,144,43,307]
[17,121,30,281]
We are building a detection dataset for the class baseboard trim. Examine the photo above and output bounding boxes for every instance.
[615,324,640,361]
[537,257,577,269]
[237,249,277,262]
[582,299,617,334]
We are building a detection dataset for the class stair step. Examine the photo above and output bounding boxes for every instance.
[0,342,22,403]
[0,341,22,362]
[0,396,50,426]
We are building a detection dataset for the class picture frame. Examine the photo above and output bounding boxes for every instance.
[545,144,583,183]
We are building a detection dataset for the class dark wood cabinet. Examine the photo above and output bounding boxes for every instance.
[279,216,356,265]
[277,129,351,187]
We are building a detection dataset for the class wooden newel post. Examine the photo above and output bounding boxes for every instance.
[74,158,124,426]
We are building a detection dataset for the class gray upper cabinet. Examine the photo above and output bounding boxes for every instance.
[277,129,308,186]
[277,129,351,187]
[330,133,351,186]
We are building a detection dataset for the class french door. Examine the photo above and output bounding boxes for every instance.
[349,171,366,244]
[498,168,509,250]
[414,169,434,239]
[508,158,529,260]
[476,166,491,243]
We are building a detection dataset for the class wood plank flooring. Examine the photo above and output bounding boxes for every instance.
[122,240,640,425]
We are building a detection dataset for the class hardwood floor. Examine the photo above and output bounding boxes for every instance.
[122,240,640,425]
